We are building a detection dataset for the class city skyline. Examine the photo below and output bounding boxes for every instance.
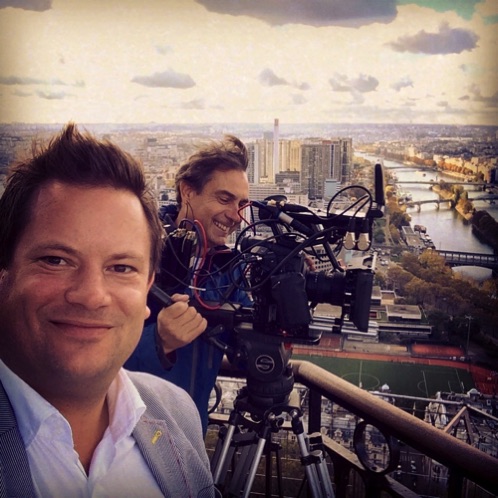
[1,0,497,126]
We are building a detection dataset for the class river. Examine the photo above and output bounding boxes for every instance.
[357,154,497,281]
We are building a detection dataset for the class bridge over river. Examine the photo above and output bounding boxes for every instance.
[396,180,491,187]
[373,245,498,272]
[405,194,498,211]
[436,250,498,272]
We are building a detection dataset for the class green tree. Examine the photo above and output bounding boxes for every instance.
[418,250,449,275]
[373,227,385,243]
[481,279,497,299]
[389,210,411,230]
[374,272,386,288]
[389,224,401,244]
[404,277,429,305]
[386,265,412,294]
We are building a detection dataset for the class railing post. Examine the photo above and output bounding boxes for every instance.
[447,468,464,497]
[308,388,322,434]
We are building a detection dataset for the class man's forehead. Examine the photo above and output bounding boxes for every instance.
[214,187,248,201]
[206,170,249,196]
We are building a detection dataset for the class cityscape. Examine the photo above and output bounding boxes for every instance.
[2,0,498,495]
[1,118,497,307]
[1,120,498,496]
[1,119,497,359]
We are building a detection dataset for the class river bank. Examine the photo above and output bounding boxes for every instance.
[471,211,498,253]
[429,184,498,252]
[359,151,495,257]
[424,183,473,222]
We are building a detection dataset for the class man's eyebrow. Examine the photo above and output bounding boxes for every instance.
[215,189,236,198]
[111,253,147,263]
[215,190,249,203]
[29,242,77,255]
[29,243,146,262]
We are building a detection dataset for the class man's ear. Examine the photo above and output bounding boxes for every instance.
[179,180,194,202]
[144,274,155,320]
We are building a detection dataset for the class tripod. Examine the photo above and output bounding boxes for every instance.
[210,385,335,498]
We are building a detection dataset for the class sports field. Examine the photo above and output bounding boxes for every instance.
[292,354,475,399]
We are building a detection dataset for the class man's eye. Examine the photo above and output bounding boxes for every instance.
[112,264,134,274]
[41,256,66,266]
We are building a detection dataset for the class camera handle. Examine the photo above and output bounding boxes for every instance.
[211,389,335,497]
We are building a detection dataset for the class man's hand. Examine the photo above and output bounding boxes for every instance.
[156,294,208,354]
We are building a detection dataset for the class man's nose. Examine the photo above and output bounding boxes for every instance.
[65,267,111,309]
[226,204,242,223]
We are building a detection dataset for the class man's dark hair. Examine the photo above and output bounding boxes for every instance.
[0,123,164,273]
[175,135,248,206]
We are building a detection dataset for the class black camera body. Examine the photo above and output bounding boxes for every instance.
[239,232,375,344]
[153,170,385,408]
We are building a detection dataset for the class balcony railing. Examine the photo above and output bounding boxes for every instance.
[208,359,498,497]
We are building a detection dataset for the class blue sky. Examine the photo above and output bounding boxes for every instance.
[0,0,497,125]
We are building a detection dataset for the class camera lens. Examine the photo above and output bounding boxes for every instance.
[305,271,346,306]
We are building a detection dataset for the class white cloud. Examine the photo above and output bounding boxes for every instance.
[291,94,307,105]
[259,68,289,87]
[195,0,397,28]
[387,22,479,54]
[329,73,379,94]
[0,0,496,125]
[36,90,72,100]
[391,77,414,92]
[0,0,51,11]
[131,69,196,89]
[155,44,174,55]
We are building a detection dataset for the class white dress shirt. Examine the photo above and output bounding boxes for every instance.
[0,360,164,498]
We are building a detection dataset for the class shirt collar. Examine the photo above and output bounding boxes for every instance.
[0,360,146,446]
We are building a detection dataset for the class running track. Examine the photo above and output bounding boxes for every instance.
[293,341,498,395]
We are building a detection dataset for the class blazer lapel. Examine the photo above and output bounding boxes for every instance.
[0,380,36,498]
[133,417,192,497]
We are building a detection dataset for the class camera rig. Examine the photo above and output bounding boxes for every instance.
[152,165,385,409]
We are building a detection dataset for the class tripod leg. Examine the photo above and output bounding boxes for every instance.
[316,455,335,498]
[212,423,237,485]
[273,444,284,498]
[228,434,261,495]
[241,434,267,498]
[292,410,335,498]
[210,426,228,478]
[296,431,323,497]
[265,446,273,498]
[309,433,335,498]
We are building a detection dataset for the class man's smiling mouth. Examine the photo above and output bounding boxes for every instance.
[214,220,230,232]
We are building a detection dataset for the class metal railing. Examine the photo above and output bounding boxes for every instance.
[209,359,498,497]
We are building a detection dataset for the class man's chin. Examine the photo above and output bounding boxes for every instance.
[209,236,228,248]
[215,239,228,247]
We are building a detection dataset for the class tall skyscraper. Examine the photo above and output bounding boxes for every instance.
[301,141,331,199]
[300,138,353,199]
[273,118,279,176]
[246,142,258,184]
[339,137,353,184]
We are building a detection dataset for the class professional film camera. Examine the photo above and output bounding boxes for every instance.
[151,164,385,408]
[151,165,385,497]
